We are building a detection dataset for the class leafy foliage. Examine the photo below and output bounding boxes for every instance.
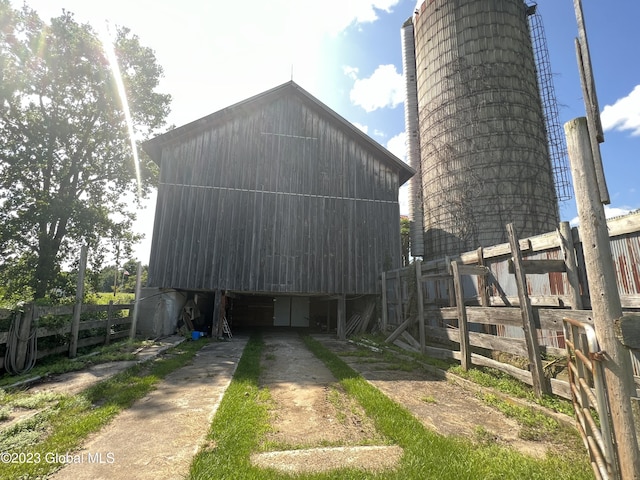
[0,1,170,301]
[400,215,410,266]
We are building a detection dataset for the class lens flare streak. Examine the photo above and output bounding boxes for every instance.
[100,23,142,199]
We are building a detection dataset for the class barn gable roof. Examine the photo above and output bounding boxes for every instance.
[142,81,415,185]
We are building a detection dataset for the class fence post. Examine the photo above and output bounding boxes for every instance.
[477,247,490,307]
[69,244,88,358]
[507,223,548,397]
[129,262,142,340]
[445,256,456,307]
[415,260,426,355]
[451,261,471,371]
[558,221,583,310]
[395,271,403,325]
[105,300,114,346]
[565,116,640,477]
[381,272,388,333]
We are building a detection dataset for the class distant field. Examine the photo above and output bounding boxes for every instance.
[92,292,135,304]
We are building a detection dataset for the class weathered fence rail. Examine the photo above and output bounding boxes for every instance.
[0,302,133,372]
[381,213,640,401]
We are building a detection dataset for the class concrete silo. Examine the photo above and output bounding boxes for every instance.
[403,0,559,259]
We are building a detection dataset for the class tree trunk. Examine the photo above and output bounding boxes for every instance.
[33,216,68,299]
[33,237,58,299]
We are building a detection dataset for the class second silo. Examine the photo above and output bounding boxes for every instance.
[405,0,559,259]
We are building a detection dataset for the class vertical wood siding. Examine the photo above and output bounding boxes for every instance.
[148,94,402,294]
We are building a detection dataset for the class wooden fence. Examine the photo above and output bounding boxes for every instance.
[0,302,133,372]
[381,213,640,400]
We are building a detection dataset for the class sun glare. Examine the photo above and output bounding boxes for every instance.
[99,22,142,199]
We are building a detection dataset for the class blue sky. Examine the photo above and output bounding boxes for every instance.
[12,0,640,262]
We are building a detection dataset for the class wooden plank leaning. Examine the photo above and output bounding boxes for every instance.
[385,316,416,345]
[451,261,471,371]
[506,223,548,397]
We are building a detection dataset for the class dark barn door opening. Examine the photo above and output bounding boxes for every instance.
[228,294,337,332]
[230,295,275,328]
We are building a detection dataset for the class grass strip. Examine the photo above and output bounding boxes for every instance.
[0,338,205,479]
[360,333,575,417]
[449,364,575,417]
[189,333,272,479]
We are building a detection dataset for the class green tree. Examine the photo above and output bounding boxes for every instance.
[87,259,148,295]
[0,2,170,300]
[400,215,411,267]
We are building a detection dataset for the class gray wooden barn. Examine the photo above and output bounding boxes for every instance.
[138,81,414,337]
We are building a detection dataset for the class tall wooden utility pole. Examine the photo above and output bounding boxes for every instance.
[565,117,640,480]
[573,0,609,204]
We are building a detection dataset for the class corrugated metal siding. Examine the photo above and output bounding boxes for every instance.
[148,94,402,294]
[483,248,569,300]
[611,233,640,296]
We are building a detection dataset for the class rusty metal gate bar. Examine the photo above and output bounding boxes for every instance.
[563,316,619,480]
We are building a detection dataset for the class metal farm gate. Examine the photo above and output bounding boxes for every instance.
[563,317,618,480]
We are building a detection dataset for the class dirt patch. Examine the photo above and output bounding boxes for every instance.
[259,332,385,447]
[312,335,572,459]
[255,332,396,472]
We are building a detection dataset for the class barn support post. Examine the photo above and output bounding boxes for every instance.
[337,295,346,341]
[415,260,426,355]
[212,290,222,338]
[565,117,640,478]
[381,272,388,333]
[558,221,583,310]
[506,223,547,397]
[69,244,88,358]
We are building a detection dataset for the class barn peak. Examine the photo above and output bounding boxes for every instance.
[142,80,414,185]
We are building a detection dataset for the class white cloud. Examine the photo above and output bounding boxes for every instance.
[387,131,410,214]
[348,64,404,112]
[305,0,401,34]
[373,129,385,138]
[352,122,368,134]
[601,85,640,136]
[569,205,635,226]
[343,66,359,80]
[19,0,403,128]
[399,184,409,215]
[386,131,407,161]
